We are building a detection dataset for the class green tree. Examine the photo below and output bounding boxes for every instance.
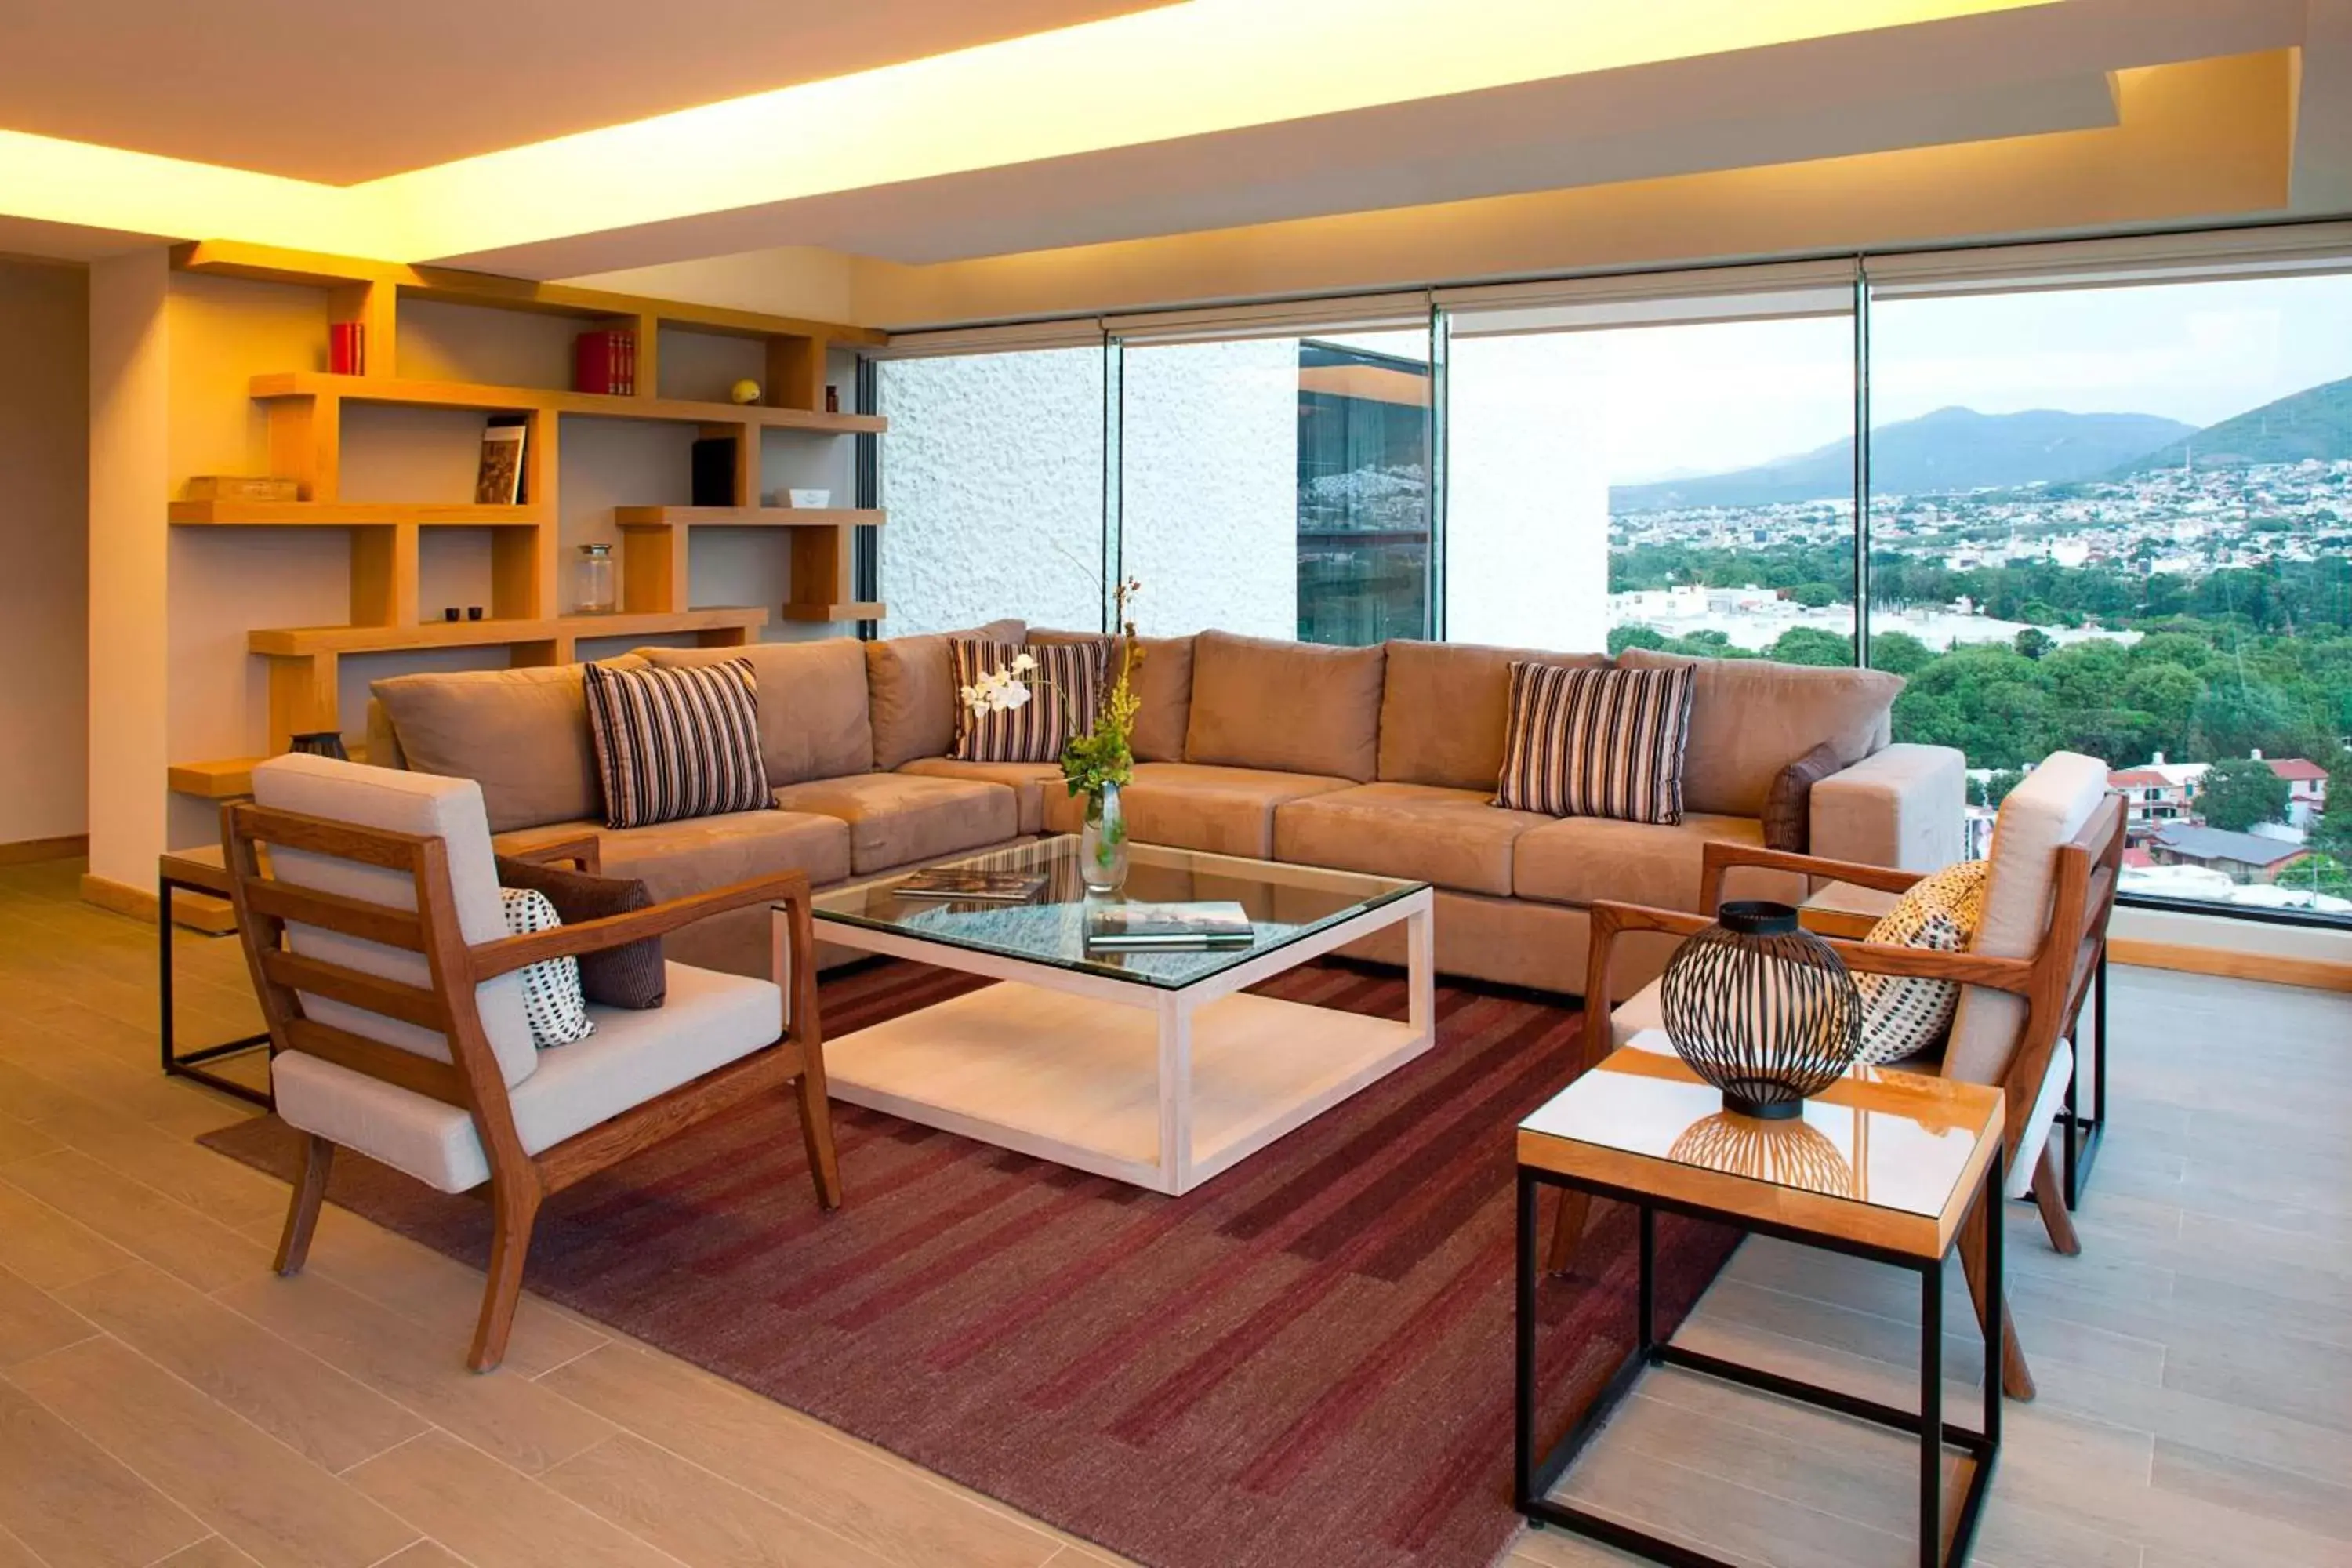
[1789,582,1838,609]
[2309,803,2352,866]
[1607,624,1667,656]
[1768,626,1853,667]
[1983,768,2025,808]
[2014,627,2055,661]
[2121,663,2202,760]
[1867,630,1934,677]
[2191,682,2307,761]
[2198,755,2290,833]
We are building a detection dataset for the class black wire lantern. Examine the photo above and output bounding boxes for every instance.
[1658,900,1863,1120]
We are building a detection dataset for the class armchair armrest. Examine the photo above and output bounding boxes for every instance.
[470,869,812,978]
[500,834,602,873]
[1697,842,1926,910]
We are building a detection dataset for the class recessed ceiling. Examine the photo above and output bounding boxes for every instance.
[0,0,1173,183]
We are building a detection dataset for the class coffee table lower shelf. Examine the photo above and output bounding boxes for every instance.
[825,982,1427,1195]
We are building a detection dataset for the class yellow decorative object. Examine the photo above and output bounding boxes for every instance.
[730,379,763,405]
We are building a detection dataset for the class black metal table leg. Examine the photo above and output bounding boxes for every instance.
[2062,947,2107,1209]
[157,872,272,1108]
[1921,1255,1943,1568]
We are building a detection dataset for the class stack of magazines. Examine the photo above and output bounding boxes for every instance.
[1085,901,1255,951]
[891,869,1047,903]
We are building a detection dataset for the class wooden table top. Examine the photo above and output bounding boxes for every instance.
[1519,1033,2004,1261]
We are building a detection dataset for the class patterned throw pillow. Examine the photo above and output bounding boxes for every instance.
[1494,662,1695,824]
[950,638,1105,764]
[497,888,594,1047]
[582,659,771,830]
[1853,859,1989,1065]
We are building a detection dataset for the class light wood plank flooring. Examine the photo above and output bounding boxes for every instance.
[0,857,2346,1567]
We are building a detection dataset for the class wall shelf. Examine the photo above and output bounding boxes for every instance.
[170,500,545,527]
[613,506,884,528]
[167,238,882,757]
[250,373,887,434]
[783,601,886,623]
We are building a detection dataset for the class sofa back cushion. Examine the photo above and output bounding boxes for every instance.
[642,638,873,784]
[1377,640,1610,791]
[1027,630,1196,762]
[865,619,1026,770]
[1183,631,1385,782]
[1617,648,1903,818]
[372,656,645,834]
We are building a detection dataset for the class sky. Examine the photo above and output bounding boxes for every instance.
[1446,270,2352,483]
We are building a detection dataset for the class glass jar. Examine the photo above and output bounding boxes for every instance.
[1080,782,1130,894]
[575,543,616,615]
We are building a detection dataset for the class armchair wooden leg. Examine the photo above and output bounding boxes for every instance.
[1544,1190,1591,1275]
[274,1134,334,1276]
[2031,1141,2082,1256]
[469,1171,543,1373]
[1959,1201,2035,1401]
[797,1065,842,1210]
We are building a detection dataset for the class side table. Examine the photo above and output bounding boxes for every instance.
[1515,1035,2005,1568]
[158,845,272,1107]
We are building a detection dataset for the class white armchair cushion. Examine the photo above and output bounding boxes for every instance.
[2008,1037,2073,1201]
[252,753,539,1087]
[271,962,782,1192]
[1945,753,2108,1086]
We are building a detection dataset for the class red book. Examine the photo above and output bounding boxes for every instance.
[329,321,365,376]
[620,329,636,395]
[574,330,620,395]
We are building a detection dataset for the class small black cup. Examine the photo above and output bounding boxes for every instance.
[442,607,459,621]
[467,606,484,621]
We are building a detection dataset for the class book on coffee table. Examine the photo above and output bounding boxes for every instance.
[1086,901,1256,951]
[892,868,1048,903]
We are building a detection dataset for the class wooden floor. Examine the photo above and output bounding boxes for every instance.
[0,858,2345,1568]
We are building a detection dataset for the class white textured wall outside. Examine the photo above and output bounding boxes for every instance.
[1446,334,1610,651]
[1121,339,1298,638]
[880,350,1105,635]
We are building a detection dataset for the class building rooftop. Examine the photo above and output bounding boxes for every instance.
[2150,822,2310,867]
[2265,758,2330,782]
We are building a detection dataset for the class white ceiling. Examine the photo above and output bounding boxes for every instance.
[442,0,2314,279]
[0,0,1171,182]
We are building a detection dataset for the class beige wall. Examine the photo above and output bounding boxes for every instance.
[87,249,171,889]
[0,260,90,847]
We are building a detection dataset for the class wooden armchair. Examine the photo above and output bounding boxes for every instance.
[1570,754,2124,1400]
[221,753,839,1372]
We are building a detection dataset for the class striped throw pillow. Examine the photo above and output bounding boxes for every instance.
[582,659,771,829]
[1494,662,1694,824]
[950,639,1105,764]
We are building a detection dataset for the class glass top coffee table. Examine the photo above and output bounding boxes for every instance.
[792,836,1434,1195]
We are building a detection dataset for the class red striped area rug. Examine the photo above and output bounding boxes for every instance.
[201,960,1737,1568]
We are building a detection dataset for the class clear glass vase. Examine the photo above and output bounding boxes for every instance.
[1080,782,1131,894]
[575,542,616,615]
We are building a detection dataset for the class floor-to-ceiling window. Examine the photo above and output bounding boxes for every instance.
[1867,263,2352,912]
[1442,267,1859,659]
[1115,319,1431,642]
[875,343,1107,634]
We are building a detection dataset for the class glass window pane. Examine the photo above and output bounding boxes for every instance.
[1867,272,2352,922]
[1120,328,1429,643]
[1446,313,1857,661]
[877,347,1105,634]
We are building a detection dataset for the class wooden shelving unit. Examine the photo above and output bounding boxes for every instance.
[163,241,888,768]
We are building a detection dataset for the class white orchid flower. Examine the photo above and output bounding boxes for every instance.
[1011,652,1038,673]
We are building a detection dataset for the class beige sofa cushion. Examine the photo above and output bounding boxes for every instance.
[495,808,851,980]
[1513,812,1805,914]
[1377,641,1609,792]
[1111,760,1355,859]
[1184,632,1384,782]
[1028,631,1196,762]
[772,773,1019,874]
[1617,648,1901,818]
[373,658,643,833]
[641,638,873,784]
[1274,782,1550,897]
[866,619,1025,770]
[896,757,1066,836]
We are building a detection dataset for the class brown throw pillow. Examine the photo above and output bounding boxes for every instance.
[1762,741,1843,853]
[493,855,666,1009]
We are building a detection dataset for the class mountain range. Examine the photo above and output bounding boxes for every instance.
[1610,406,2195,512]
[2120,374,2352,473]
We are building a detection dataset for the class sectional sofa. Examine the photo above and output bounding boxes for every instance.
[366,622,1963,997]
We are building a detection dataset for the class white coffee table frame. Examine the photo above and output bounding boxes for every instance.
[781,848,1435,1196]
